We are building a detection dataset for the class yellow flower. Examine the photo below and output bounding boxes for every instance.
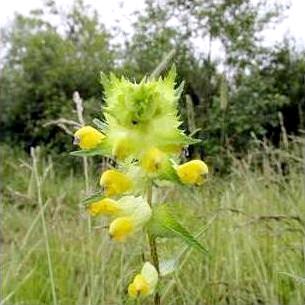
[141,147,165,173]
[176,160,208,185]
[100,170,133,196]
[108,196,152,241]
[74,126,105,150]
[128,274,149,297]
[112,137,134,160]
[109,216,134,241]
[88,198,120,216]
[128,262,158,298]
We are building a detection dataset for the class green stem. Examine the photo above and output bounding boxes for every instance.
[147,181,161,305]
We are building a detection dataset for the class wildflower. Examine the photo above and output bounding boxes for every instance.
[108,196,152,241]
[128,262,158,298]
[88,198,120,216]
[100,169,133,196]
[141,147,165,173]
[74,126,105,150]
[109,216,134,241]
[176,160,208,185]
[112,136,134,160]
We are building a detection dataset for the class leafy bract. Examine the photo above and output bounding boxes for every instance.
[147,205,208,254]
[99,67,199,160]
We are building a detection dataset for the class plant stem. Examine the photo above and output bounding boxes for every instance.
[147,181,161,305]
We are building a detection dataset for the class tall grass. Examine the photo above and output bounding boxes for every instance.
[1,139,305,305]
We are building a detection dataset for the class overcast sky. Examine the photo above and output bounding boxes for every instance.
[0,0,304,47]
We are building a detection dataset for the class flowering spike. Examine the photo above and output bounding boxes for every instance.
[71,68,210,303]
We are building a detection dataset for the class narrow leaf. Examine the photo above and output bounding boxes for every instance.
[93,118,108,133]
[70,146,111,157]
[81,192,104,206]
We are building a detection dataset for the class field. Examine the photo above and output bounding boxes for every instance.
[1,143,305,305]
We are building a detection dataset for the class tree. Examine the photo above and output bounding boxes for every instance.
[0,0,114,151]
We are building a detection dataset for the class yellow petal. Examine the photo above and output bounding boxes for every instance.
[127,282,138,298]
[88,198,120,216]
[74,126,105,150]
[112,137,134,160]
[100,170,133,196]
[109,216,134,241]
[176,160,208,185]
[128,274,150,298]
[141,147,165,173]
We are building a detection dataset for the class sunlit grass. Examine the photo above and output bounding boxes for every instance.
[1,145,305,305]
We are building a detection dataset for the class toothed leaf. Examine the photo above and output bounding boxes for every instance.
[70,143,112,157]
[148,205,208,254]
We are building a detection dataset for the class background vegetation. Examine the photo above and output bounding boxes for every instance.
[1,0,305,304]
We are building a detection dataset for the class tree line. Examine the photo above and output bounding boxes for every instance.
[1,0,304,159]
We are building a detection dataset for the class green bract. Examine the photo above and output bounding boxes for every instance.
[100,67,197,160]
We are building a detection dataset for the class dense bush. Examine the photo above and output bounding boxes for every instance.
[0,0,304,158]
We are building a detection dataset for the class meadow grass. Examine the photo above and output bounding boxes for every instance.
[1,144,305,305]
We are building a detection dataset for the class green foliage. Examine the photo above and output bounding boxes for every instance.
[70,146,110,157]
[0,1,114,151]
[1,143,305,304]
[205,44,305,156]
[121,0,304,160]
[0,0,304,162]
